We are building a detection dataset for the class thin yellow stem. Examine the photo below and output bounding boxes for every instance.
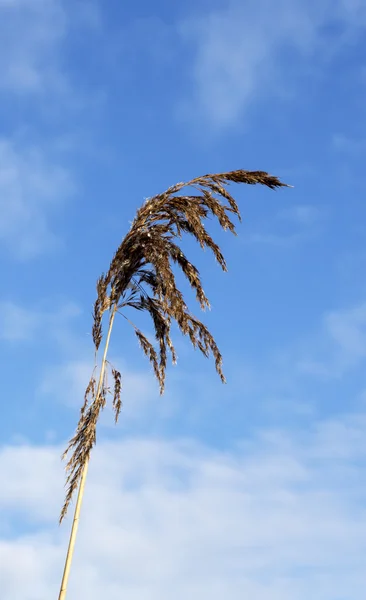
[58,305,117,600]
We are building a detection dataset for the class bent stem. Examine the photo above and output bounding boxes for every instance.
[57,169,289,598]
[58,306,117,600]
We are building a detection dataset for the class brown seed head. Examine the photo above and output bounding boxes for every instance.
[60,169,289,521]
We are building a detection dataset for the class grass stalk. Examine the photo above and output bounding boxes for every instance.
[58,306,117,599]
[57,169,289,598]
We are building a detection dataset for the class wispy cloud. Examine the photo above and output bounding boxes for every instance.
[0,405,365,599]
[0,0,66,95]
[38,356,167,425]
[0,300,80,342]
[39,358,94,407]
[214,298,366,422]
[0,302,39,342]
[0,139,75,259]
[179,0,366,130]
[297,302,366,377]
[0,1,103,260]
[278,204,323,226]
[0,0,101,100]
[246,231,310,247]
[0,297,175,426]
[246,203,324,247]
[332,133,366,154]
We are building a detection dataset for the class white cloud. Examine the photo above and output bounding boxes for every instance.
[295,303,366,378]
[245,203,323,247]
[246,230,310,247]
[39,358,94,406]
[0,0,66,95]
[0,297,174,424]
[332,133,366,153]
[0,0,103,107]
[0,2,104,260]
[0,407,365,599]
[0,444,62,520]
[278,204,322,225]
[179,0,366,130]
[0,301,40,341]
[0,139,75,258]
[39,355,173,426]
[0,300,80,342]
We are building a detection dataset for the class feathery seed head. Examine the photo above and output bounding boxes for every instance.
[60,169,289,521]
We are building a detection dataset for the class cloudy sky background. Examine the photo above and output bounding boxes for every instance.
[1,0,366,598]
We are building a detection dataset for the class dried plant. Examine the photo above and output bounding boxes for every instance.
[57,169,289,599]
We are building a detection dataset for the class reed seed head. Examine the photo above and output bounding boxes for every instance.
[60,169,289,521]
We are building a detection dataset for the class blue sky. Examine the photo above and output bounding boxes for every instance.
[1,0,366,598]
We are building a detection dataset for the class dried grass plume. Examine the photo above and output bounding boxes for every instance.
[60,169,289,521]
